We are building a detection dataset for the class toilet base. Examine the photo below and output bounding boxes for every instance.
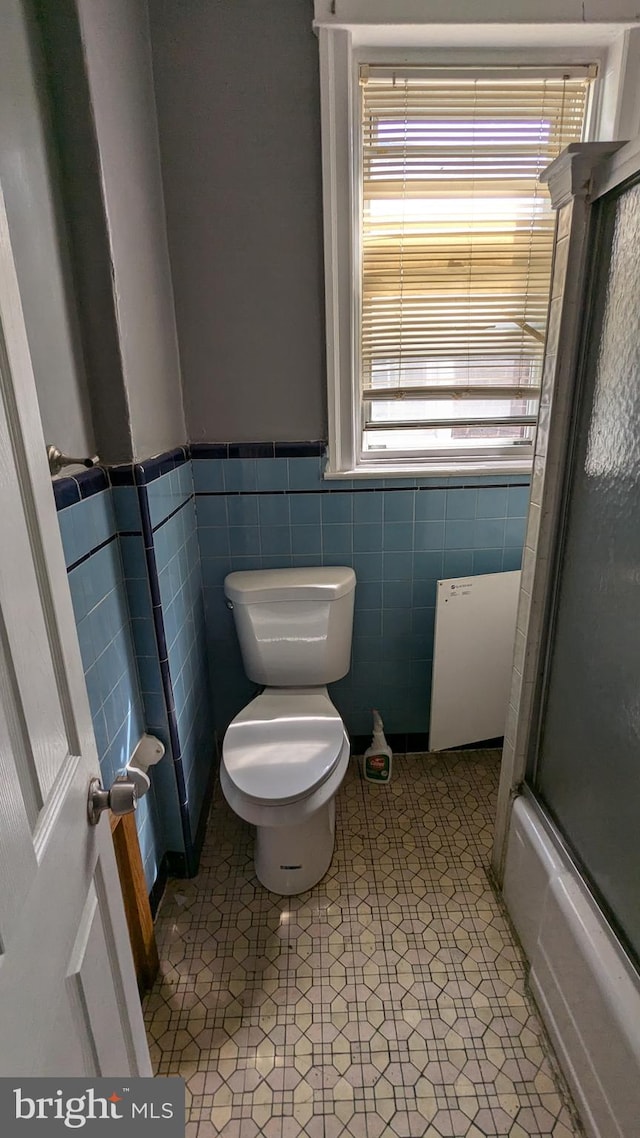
[255,798,336,895]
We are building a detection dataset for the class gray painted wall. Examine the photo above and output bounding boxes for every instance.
[36,0,134,467]
[76,0,186,460]
[1,0,96,464]
[149,0,327,443]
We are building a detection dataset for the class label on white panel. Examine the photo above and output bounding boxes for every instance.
[443,580,474,599]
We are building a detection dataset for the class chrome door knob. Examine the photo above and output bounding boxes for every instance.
[87,777,138,826]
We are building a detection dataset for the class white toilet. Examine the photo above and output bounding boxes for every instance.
[220,566,356,895]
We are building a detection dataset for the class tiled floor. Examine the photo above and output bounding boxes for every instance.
[144,752,583,1138]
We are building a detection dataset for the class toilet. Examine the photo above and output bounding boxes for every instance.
[220,566,356,894]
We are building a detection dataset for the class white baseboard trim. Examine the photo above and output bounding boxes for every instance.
[503,794,640,1138]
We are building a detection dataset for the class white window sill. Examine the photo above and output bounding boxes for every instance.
[324,460,533,480]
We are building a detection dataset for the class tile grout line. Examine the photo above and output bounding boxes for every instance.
[144,752,581,1138]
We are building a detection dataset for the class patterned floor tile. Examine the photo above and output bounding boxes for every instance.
[144,751,584,1137]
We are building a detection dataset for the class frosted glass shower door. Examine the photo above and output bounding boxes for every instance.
[533,179,640,966]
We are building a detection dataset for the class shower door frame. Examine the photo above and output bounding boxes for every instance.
[527,147,640,967]
[491,137,640,1138]
[491,138,639,877]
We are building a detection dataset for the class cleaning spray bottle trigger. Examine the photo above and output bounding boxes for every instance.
[363,709,393,783]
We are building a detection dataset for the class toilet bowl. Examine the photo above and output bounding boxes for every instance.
[220,687,350,893]
[220,567,356,894]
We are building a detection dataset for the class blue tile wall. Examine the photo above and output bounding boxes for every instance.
[58,487,164,890]
[116,524,185,858]
[56,445,528,887]
[195,454,530,738]
[56,458,214,887]
[153,487,213,834]
[114,462,215,867]
[147,461,194,530]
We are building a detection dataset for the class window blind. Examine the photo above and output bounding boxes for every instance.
[359,68,590,458]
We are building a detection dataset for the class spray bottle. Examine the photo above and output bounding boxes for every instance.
[362,709,393,783]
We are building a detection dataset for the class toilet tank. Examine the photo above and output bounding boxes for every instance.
[224,567,356,686]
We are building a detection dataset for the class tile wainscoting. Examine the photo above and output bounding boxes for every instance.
[111,451,214,878]
[55,467,166,894]
[54,452,215,900]
[53,443,530,897]
[192,443,530,743]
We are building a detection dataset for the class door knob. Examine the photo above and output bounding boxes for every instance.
[87,776,138,826]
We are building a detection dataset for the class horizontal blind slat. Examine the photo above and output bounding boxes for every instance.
[364,416,539,430]
[363,385,541,400]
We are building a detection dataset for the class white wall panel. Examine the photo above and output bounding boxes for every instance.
[430,570,520,750]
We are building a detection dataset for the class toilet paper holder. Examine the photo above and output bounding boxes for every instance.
[121,733,165,798]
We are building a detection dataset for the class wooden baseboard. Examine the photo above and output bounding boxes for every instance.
[111,812,159,994]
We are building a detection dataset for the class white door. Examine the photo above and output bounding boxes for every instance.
[0,184,152,1077]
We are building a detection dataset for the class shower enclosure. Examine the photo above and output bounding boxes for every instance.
[493,140,640,1138]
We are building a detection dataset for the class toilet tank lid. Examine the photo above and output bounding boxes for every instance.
[225,566,356,604]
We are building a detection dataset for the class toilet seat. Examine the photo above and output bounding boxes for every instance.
[222,688,344,806]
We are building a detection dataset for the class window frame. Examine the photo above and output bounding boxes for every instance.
[315,13,637,478]
[357,64,591,473]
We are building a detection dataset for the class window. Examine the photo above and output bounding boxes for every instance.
[315,12,609,477]
[359,69,590,466]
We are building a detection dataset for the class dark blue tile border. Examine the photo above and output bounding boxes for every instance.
[136,478,197,877]
[108,447,189,487]
[152,494,194,534]
[111,447,188,487]
[53,477,80,510]
[274,441,326,458]
[78,467,109,498]
[53,466,109,511]
[190,443,229,459]
[164,850,189,878]
[349,732,430,755]
[135,447,189,484]
[190,441,327,460]
[66,533,118,574]
[194,481,531,497]
[193,742,219,865]
[349,732,503,755]
[228,442,275,459]
[109,463,135,486]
